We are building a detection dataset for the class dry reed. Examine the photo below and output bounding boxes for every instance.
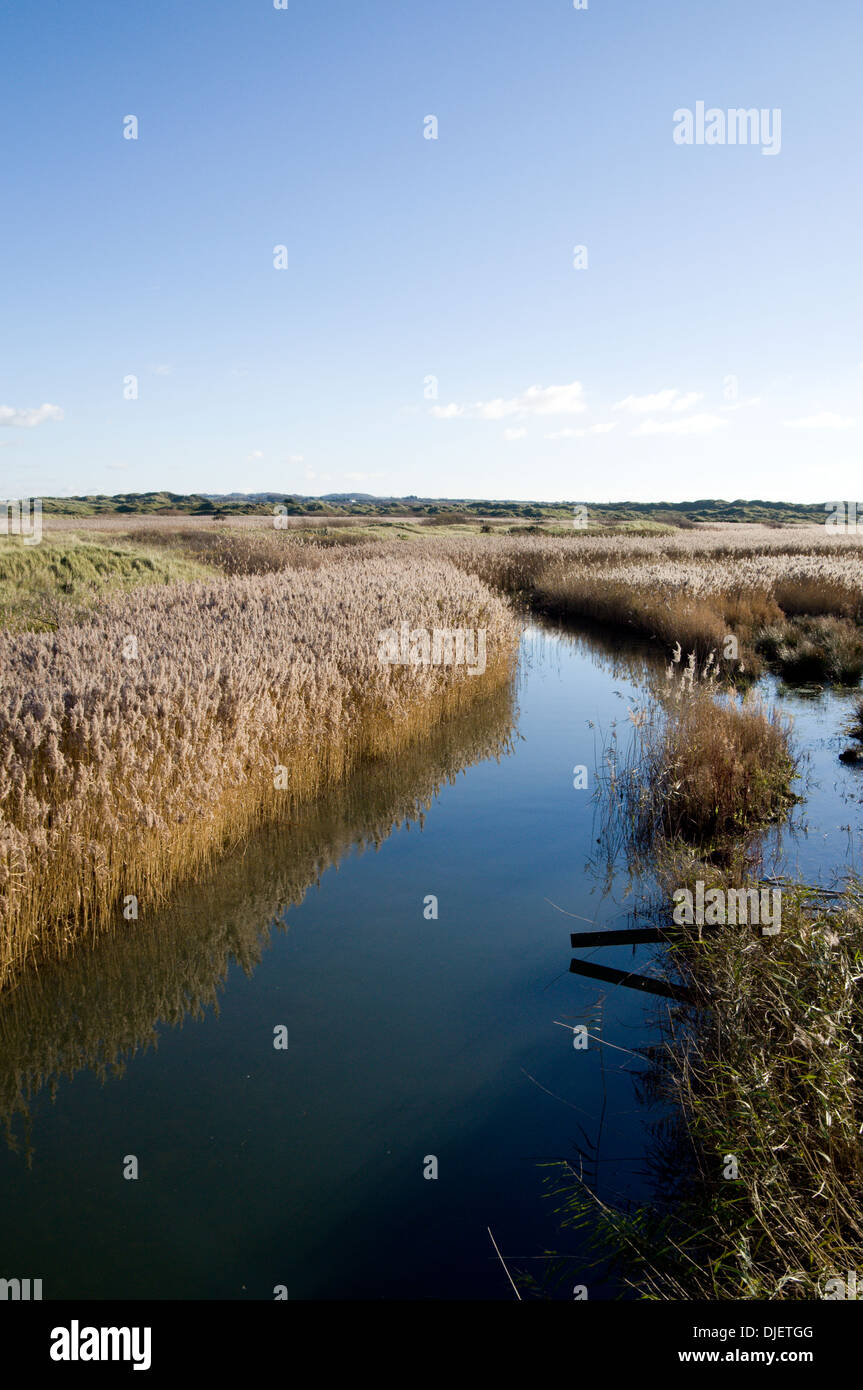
[0,554,517,987]
[0,675,516,1156]
[428,532,863,678]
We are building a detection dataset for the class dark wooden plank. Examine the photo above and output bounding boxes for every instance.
[569,926,668,947]
[569,956,697,1004]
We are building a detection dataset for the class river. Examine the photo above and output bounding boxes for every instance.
[0,623,859,1299]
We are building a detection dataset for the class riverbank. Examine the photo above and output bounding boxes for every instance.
[560,663,863,1300]
[0,553,517,987]
[427,529,863,684]
[0,623,659,1298]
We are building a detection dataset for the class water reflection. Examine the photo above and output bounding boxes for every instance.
[4,616,860,1298]
[0,677,516,1161]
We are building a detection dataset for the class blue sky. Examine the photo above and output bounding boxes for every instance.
[2,0,862,503]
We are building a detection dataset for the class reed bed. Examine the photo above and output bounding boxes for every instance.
[431,524,863,569]
[0,554,517,988]
[429,530,863,605]
[0,675,515,1157]
[593,652,797,868]
[126,524,863,684]
[558,876,863,1300]
[427,533,863,679]
[560,658,859,1300]
[121,525,378,576]
[667,876,863,1299]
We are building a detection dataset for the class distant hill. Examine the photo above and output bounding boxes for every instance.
[37,493,832,525]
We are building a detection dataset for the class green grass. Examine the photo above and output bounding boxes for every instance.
[0,534,214,630]
[39,492,836,526]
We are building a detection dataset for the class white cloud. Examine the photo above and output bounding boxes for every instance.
[343,471,385,481]
[784,412,855,430]
[631,413,728,437]
[285,454,304,464]
[503,428,527,441]
[613,389,703,414]
[0,403,64,428]
[546,422,616,440]
[245,450,265,463]
[482,381,587,418]
[432,379,586,421]
[150,364,172,376]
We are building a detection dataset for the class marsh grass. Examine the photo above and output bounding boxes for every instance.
[553,873,863,1299]
[121,525,378,575]
[755,616,863,684]
[432,532,863,684]
[558,654,860,1301]
[104,525,863,688]
[0,554,518,988]
[596,654,797,854]
[0,534,213,631]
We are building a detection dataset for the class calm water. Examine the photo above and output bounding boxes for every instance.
[1,626,860,1299]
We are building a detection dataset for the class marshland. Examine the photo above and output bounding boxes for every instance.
[1,510,862,1299]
